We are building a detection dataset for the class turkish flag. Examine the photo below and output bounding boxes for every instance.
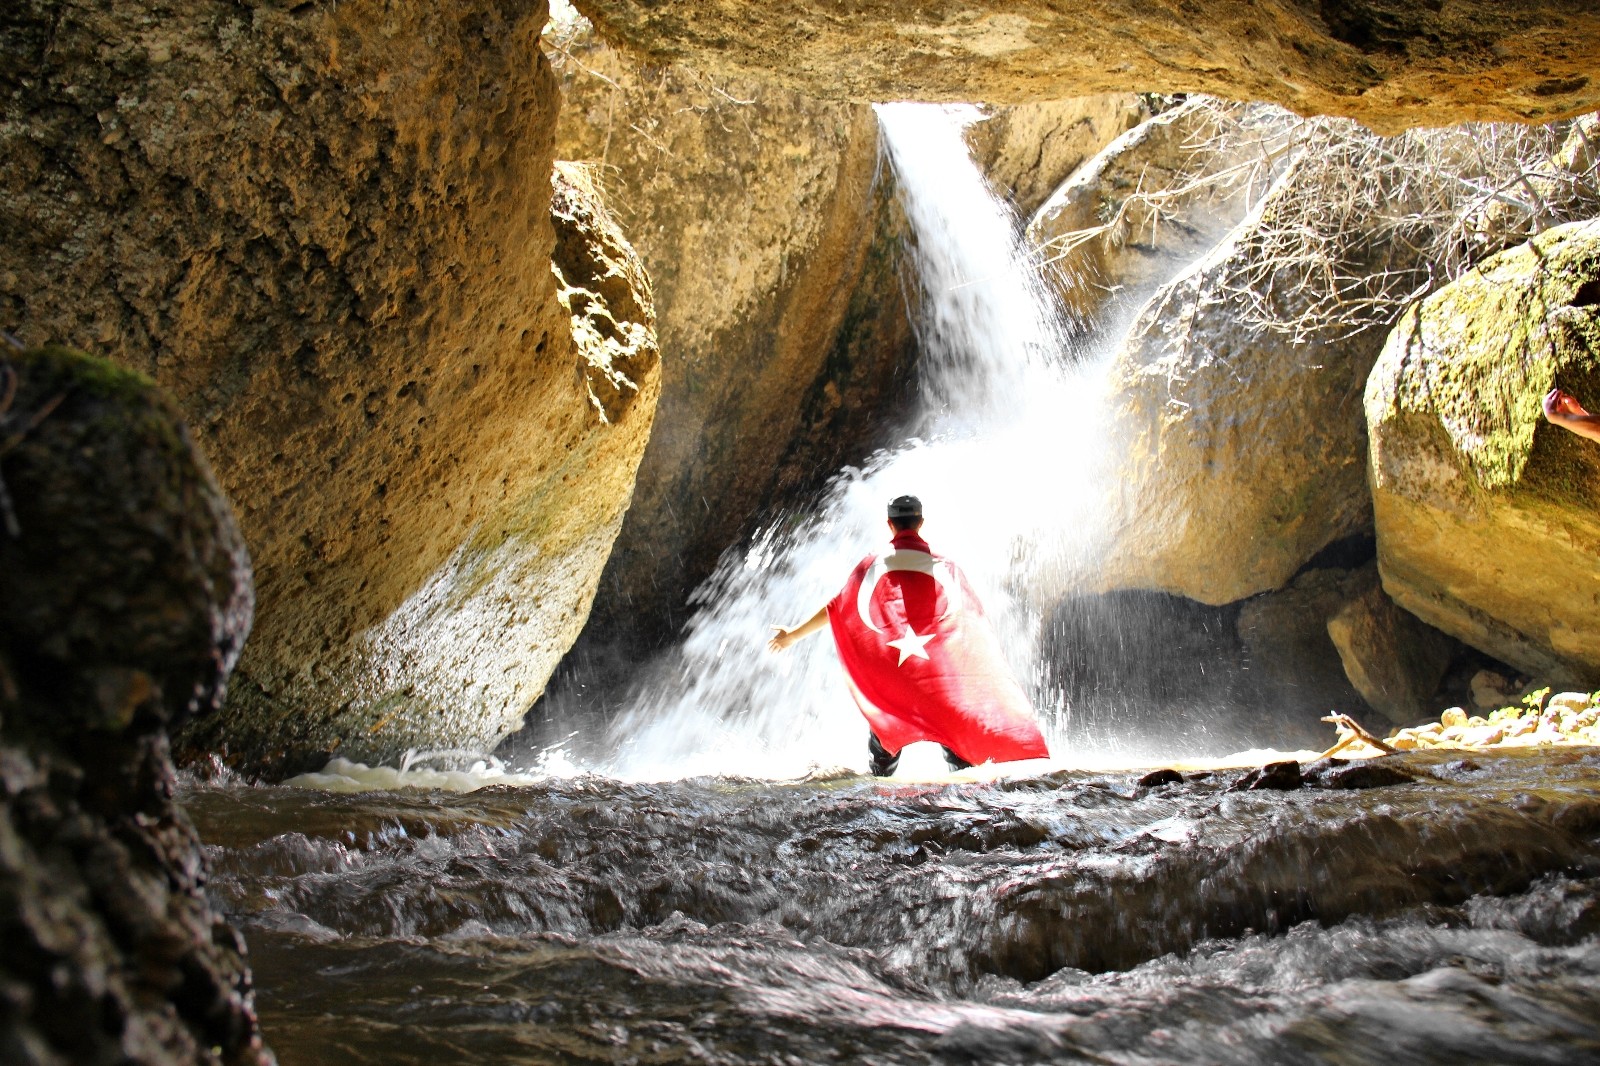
[825,530,1049,766]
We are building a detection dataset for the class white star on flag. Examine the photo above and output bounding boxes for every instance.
[885,625,935,666]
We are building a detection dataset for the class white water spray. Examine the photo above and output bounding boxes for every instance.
[587,104,1127,781]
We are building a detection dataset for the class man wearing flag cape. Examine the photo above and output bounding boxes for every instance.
[768,495,1050,776]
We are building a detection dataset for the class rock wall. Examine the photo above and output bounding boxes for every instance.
[571,0,1600,131]
[1366,218,1600,686]
[1,0,658,772]
[0,346,268,1065]
[547,24,914,654]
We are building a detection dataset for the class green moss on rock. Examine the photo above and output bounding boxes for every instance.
[1365,219,1600,683]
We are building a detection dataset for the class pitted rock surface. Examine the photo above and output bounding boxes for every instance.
[1,1,659,770]
[571,0,1600,132]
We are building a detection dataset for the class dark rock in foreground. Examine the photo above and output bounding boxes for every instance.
[0,346,269,1065]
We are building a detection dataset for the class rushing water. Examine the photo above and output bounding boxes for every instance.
[191,749,1600,1064]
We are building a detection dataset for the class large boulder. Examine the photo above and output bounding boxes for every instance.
[1365,218,1600,686]
[1024,99,1257,327]
[571,0,1600,131]
[547,22,914,652]
[964,95,1146,219]
[1326,563,1458,725]
[1094,156,1382,605]
[1,0,658,770]
[0,345,268,1065]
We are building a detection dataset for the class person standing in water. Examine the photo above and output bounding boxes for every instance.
[1543,387,1600,443]
[768,495,1050,776]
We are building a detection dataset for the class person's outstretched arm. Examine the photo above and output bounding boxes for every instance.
[1543,388,1600,444]
[768,605,829,652]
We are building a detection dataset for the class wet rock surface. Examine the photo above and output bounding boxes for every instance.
[0,347,269,1064]
[571,0,1600,131]
[188,747,1600,1064]
[1041,569,1410,753]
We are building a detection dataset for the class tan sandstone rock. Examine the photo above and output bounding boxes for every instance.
[964,95,1147,219]
[1025,99,1257,328]
[1,0,657,771]
[548,21,913,651]
[1094,155,1381,605]
[571,0,1600,131]
[1366,219,1600,687]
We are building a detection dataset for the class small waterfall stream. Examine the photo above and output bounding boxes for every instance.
[570,103,1125,781]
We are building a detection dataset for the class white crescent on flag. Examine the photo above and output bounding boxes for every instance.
[854,549,963,633]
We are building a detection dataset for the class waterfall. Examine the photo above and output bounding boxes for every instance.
[578,103,1127,781]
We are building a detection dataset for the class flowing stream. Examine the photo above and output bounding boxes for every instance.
[191,107,1600,1063]
[190,750,1600,1064]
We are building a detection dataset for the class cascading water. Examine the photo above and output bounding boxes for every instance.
[579,103,1126,781]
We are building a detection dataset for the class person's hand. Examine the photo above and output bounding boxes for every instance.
[1545,387,1590,421]
[767,625,797,653]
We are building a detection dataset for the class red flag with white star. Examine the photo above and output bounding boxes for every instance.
[825,531,1049,766]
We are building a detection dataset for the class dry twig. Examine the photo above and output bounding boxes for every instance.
[1316,712,1399,758]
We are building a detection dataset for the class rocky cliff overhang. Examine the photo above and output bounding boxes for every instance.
[571,0,1600,132]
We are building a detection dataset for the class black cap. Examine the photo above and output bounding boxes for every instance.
[887,494,922,519]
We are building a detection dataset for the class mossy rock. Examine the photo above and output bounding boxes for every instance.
[0,345,252,745]
[1365,219,1600,684]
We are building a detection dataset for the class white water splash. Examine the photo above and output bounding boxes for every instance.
[585,103,1127,781]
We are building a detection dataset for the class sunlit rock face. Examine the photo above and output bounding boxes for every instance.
[963,95,1146,220]
[1095,154,1381,606]
[548,24,914,654]
[0,347,268,1064]
[570,0,1600,132]
[1366,218,1600,687]
[1,0,657,772]
[1024,100,1256,328]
